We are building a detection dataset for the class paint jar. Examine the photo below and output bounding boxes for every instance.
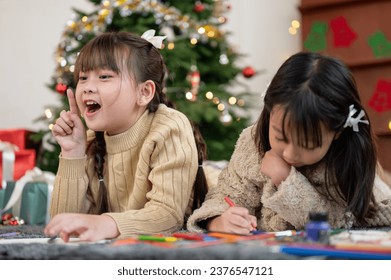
[305,212,330,244]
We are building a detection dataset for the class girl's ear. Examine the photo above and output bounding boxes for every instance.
[137,80,155,106]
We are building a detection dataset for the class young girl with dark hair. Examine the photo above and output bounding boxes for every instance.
[44,31,207,241]
[187,52,391,234]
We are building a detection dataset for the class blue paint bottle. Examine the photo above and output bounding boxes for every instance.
[305,212,330,244]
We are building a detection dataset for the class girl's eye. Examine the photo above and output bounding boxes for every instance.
[275,137,286,142]
[99,75,112,79]
[78,76,87,81]
[300,143,320,150]
[302,146,316,151]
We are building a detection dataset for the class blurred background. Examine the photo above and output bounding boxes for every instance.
[0,0,301,130]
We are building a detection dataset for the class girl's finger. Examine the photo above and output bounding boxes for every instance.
[67,89,80,115]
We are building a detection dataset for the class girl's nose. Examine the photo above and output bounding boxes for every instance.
[282,145,299,163]
[84,88,97,94]
[83,83,97,94]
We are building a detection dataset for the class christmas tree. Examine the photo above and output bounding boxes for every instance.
[33,0,258,173]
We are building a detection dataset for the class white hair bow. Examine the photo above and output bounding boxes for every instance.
[343,104,369,132]
[141,29,166,49]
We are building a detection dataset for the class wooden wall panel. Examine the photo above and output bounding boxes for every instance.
[300,0,391,171]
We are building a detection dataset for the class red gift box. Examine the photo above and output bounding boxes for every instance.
[0,149,36,185]
[0,129,33,150]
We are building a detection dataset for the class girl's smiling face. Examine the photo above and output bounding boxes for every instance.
[268,106,337,167]
[75,67,146,135]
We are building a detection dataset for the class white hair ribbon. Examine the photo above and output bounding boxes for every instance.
[343,104,369,132]
[141,29,166,49]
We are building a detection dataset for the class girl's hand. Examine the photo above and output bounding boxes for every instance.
[51,89,86,158]
[207,207,257,235]
[44,213,120,242]
[260,150,291,186]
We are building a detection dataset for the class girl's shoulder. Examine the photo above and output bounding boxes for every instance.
[154,104,189,122]
[150,104,193,134]
[230,125,260,162]
[234,125,257,150]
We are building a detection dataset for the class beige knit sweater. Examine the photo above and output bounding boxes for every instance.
[50,104,198,238]
[187,125,391,233]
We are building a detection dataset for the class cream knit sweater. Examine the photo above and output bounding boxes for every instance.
[187,125,391,232]
[50,104,198,237]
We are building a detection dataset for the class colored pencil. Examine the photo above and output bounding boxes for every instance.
[138,235,177,242]
[334,243,391,253]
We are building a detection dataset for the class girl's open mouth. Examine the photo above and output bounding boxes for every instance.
[85,100,101,113]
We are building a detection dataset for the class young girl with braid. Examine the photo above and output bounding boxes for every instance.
[187,52,391,234]
[44,31,207,242]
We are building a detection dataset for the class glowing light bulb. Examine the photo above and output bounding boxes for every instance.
[289,27,297,35]
[45,109,53,119]
[228,97,237,105]
[217,103,225,111]
[205,91,213,99]
[291,20,300,29]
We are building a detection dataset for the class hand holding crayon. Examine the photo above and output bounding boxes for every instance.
[224,196,257,233]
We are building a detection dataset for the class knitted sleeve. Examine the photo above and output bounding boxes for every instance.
[49,156,90,216]
[261,167,354,230]
[187,126,265,233]
[49,130,95,216]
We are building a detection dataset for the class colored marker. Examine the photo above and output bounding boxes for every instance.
[138,235,177,242]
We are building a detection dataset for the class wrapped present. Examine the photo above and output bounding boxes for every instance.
[0,129,33,149]
[0,141,36,188]
[0,168,54,225]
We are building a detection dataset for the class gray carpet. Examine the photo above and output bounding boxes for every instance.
[0,225,306,260]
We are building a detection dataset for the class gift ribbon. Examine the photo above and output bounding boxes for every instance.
[0,141,19,188]
[0,167,55,224]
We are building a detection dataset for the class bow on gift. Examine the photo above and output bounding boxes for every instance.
[0,141,19,188]
[141,29,166,49]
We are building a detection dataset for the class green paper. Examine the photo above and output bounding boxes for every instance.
[368,31,391,58]
[304,22,328,52]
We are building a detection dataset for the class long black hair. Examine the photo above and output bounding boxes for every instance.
[73,31,207,214]
[254,52,377,225]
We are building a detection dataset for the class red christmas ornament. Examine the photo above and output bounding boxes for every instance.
[1,213,13,222]
[55,83,67,95]
[242,66,255,78]
[194,2,205,13]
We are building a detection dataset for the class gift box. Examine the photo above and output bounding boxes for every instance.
[0,168,54,225]
[0,129,39,187]
[0,129,33,150]
[0,149,36,184]
[2,182,50,225]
